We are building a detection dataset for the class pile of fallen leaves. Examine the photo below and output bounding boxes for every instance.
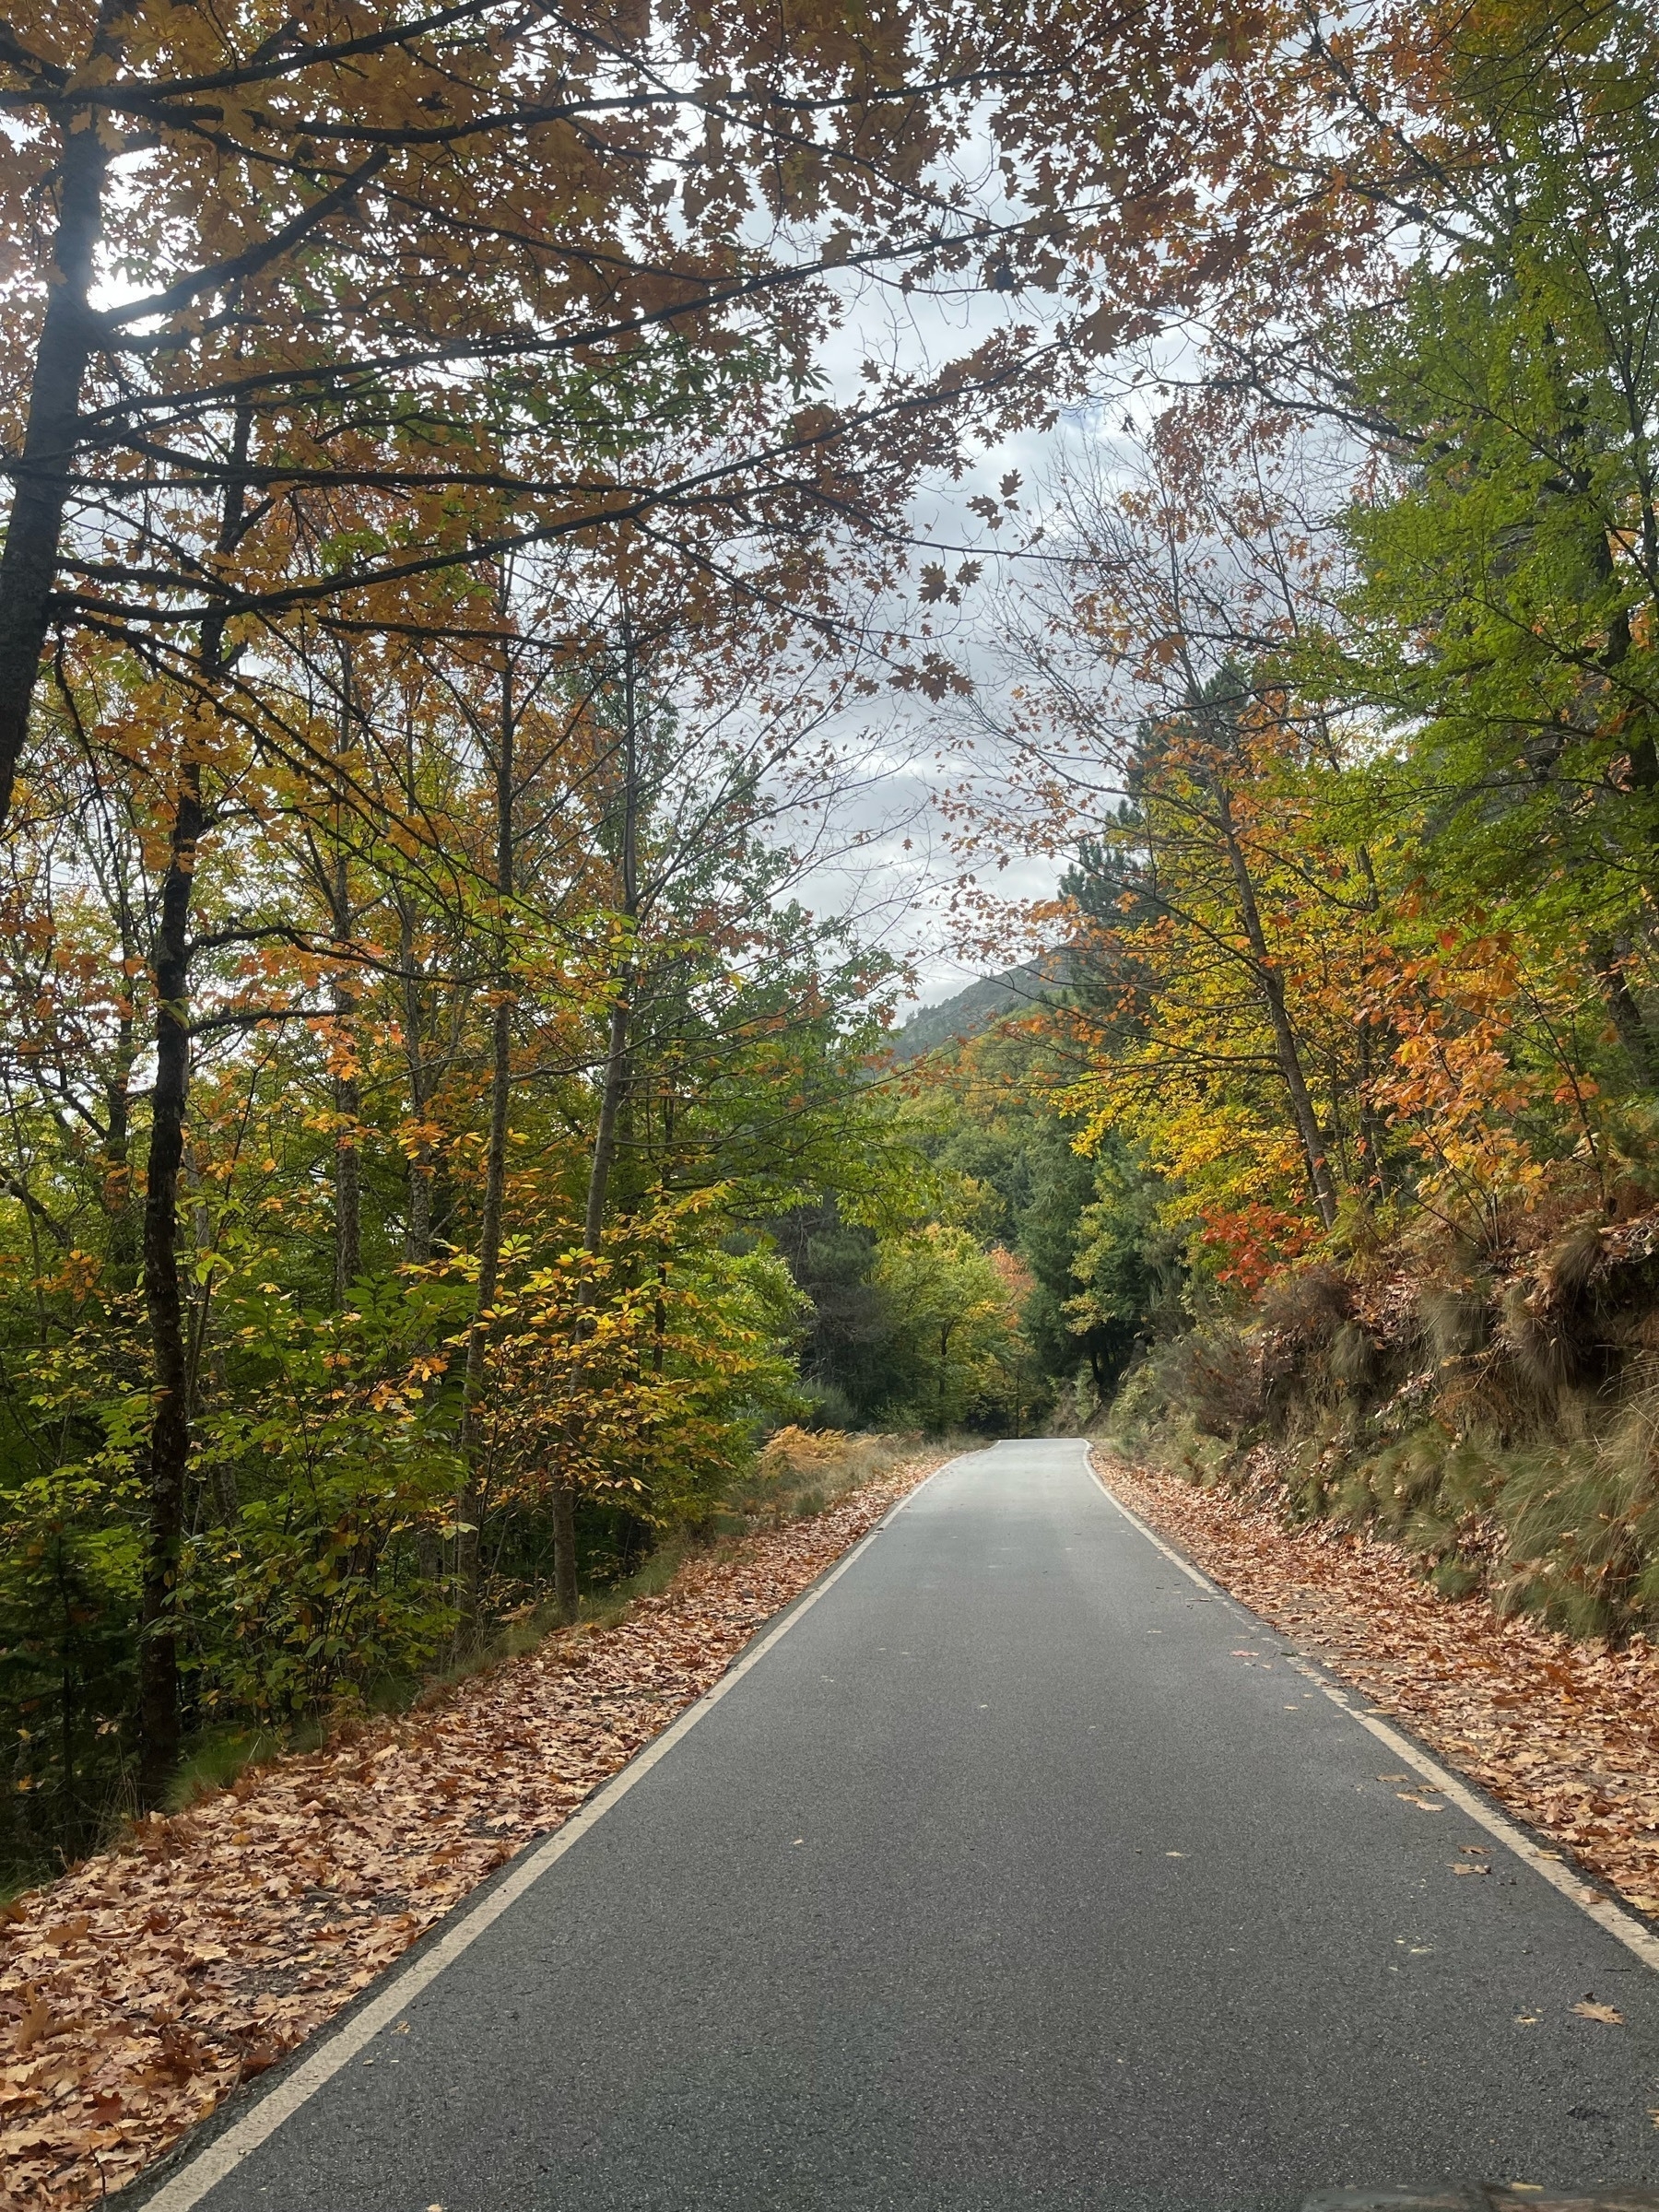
[1097,1450,1659,1921]
[0,1450,943,2210]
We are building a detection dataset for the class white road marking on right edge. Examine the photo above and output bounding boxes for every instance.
[1087,1444,1659,1976]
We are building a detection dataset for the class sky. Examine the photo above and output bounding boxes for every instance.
[791,256,1120,1010]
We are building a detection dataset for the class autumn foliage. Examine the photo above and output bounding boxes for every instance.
[3,0,1247,1879]
[923,0,1659,1634]
[5,0,1659,2123]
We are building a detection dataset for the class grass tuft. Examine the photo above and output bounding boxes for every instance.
[164,1726,285,1812]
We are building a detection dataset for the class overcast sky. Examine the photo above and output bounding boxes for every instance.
[792,258,1122,1011]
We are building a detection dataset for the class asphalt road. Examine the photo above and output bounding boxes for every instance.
[137,1440,1659,2212]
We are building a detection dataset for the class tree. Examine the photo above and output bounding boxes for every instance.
[0,0,1271,832]
[0,500,925,1829]
[1190,0,1659,1085]
[952,424,1392,1288]
[1327,5,1659,1088]
[870,1223,1026,1429]
[768,1199,905,1426]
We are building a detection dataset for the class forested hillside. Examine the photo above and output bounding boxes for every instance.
[4,0,1658,1911]
[887,962,1066,1064]
[0,0,1235,1887]
[930,0,1659,1649]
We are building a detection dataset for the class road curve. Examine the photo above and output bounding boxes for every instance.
[134,1440,1659,2212]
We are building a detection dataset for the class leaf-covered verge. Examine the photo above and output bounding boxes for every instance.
[1094,1450,1659,1925]
[0,1438,953,2212]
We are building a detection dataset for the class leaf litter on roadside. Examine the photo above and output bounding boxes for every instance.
[0,1450,945,2211]
[1096,1451,1659,1926]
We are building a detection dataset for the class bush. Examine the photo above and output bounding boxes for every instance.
[189,1474,456,1726]
[1107,1226,1659,1641]
[0,1468,142,1876]
[1167,1324,1259,1441]
[757,1423,855,1481]
[734,1426,927,1527]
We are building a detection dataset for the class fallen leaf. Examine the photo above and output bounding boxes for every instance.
[145,2024,211,2084]
[13,1997,61,2053]
[1571,1999,1624,2025]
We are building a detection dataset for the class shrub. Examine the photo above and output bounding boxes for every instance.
[1109,1219,1659,1641]
[0,1468,142,1875]
[1167,1324,1259,1441]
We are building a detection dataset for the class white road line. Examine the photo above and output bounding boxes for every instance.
[1082,1440,1230,1599]
[1087,1445,1659,1976]
[137,1457,959,2212]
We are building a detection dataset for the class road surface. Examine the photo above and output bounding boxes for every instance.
[135,1440,1659,2212]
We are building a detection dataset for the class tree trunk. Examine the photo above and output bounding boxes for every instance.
[455,993,512,1620]
[405,890,440,1590]
[330,880,361,1303]
[333,1050,361,1303]
[133,354,250,1793]
[1258,959,1341,1230]
[328,648,362,1302]
[550,987,632,1626]
[136,765,203,1805]
[102,1012,140,1283]
[1212,782,1340,1230]
[1355,1018,1392,1203]
[454,641,515,1635]
[584,994,633,1253]
[0,110,113,829]
[556,632,643,1622]
[397,897,436,1265]
[548,1477,578,1626]
[1591,937,1659,1091]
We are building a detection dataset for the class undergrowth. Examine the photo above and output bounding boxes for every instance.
[1105,1201,1659,1641]
[38,1427,949,1880]
[2,1426,964,1899]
